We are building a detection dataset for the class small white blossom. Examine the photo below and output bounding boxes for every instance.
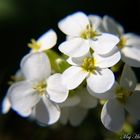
[101,65,140,132]
[59,95,83,126]
[58,12,119,57]
[62,49,120,94]
[2,70,24,114]
[28,29,57,53]
[7,52,68,125]
[102,16,140,67]
[59,87,98,126]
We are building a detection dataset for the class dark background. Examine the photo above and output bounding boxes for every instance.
[0,0,140,140]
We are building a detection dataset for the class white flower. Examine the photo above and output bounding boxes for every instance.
[58,12,119,57]
[101,65,140,132]
[7,52,68,125]
[59,95,83,126]
[78,87,98,109]
[2,70,24,114]
[59,87,98,126]
[28,29,57,53]
[103,15,140,67]
[62,50,120,94]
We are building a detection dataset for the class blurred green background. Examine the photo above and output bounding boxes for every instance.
[0,0,140,139]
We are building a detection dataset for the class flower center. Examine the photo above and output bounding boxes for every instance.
[80,24,99,39]
[28,39,41,52]
[115,86,132,104]
[33,81,47,96]
[117,36,127,49]
[81,57,96,73]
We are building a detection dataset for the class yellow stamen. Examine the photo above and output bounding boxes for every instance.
[82,57,96,73]
[33,81,46,96]
[80,24,99,39]
[118,36,127,49]
[115,86,132,104]
[28,39,41,52]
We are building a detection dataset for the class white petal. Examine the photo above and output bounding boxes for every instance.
[47,73,69,103]
[101,99,125,132]
[78,87,98,108]
[34,96,60,125]
[121,45,140,67]
[120,64,137,90]
[37,29,57,51]
[93,47,121,68]
[58,12,89,36]
[62,66,88,90]
[67,57,79,66]
[87,68,114,93]
[66,35,74,40]
[87,82,118,99]
[124,33,140,46]
[91,33,119,55]
[59,95,80,107]
[2,96,11,114]
[125,91,140,120]
[8,81,40,117]
[69,107,88,126]
[103,15,124,36]
[88,15,102,30]
[21,52,51,81]
[67,52,91,66]
[59,38,90,57]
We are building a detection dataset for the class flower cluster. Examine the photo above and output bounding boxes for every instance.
[2,12,140,132]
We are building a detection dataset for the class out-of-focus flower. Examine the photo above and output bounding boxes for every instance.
[62,50,120,94]
[58,12,119,57]
[2,70,24,114]
[28,29,57,53]
[135,84,140,91]
[7,52,68,125]
[102,16,140,67]
[101,65,140,132]
[59,87,98,126]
